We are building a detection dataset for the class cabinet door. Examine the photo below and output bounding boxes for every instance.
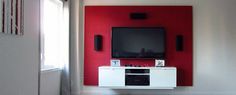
[150,69,176,87]
[99,68,125,87]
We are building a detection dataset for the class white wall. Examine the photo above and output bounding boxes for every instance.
[0,0,40,95]
[40,69,61,95]
[80,0,236,95]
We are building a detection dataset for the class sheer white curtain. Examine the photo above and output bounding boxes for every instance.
[61,0,83,95]
[61,0,81,95]
[60,1,70,95]
[60,0,81,95]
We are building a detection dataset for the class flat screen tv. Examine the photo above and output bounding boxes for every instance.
[112,27,166,59]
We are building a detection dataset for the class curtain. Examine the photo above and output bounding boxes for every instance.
[60,1,70,95]
[61,0,81,95]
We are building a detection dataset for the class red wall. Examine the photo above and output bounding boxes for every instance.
[84,6,193,86]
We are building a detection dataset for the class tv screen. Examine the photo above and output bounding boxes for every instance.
[112,27,166,59]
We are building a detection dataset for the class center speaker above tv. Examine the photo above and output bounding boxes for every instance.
[112,27,166,59]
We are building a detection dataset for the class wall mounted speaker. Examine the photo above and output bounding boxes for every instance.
[94,35,102,51]
[130,13,147,20]
[176,35,183,51]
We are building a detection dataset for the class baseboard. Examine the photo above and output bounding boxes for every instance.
[80,92,236,95]
[80,86,236,95]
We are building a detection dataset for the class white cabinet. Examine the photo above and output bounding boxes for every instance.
[150,68,176,87]
[98,66,176,89]
[99,67,125,87]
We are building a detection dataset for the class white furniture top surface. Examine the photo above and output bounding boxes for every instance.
[99,66,176,70]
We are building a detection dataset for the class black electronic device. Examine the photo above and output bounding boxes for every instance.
[112,27,166,59]
[176,35,183,51]
[125,69,150,86]
[130,13,147,20]
[94,35,102,51]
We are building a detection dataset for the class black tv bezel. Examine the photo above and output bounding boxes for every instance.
[111,27,166,59]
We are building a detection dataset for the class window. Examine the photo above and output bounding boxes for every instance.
[40,0,69,70]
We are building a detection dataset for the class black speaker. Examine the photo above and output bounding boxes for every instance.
[94,35,102,51]
[130,13,147,20]
[176,35,183,51]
